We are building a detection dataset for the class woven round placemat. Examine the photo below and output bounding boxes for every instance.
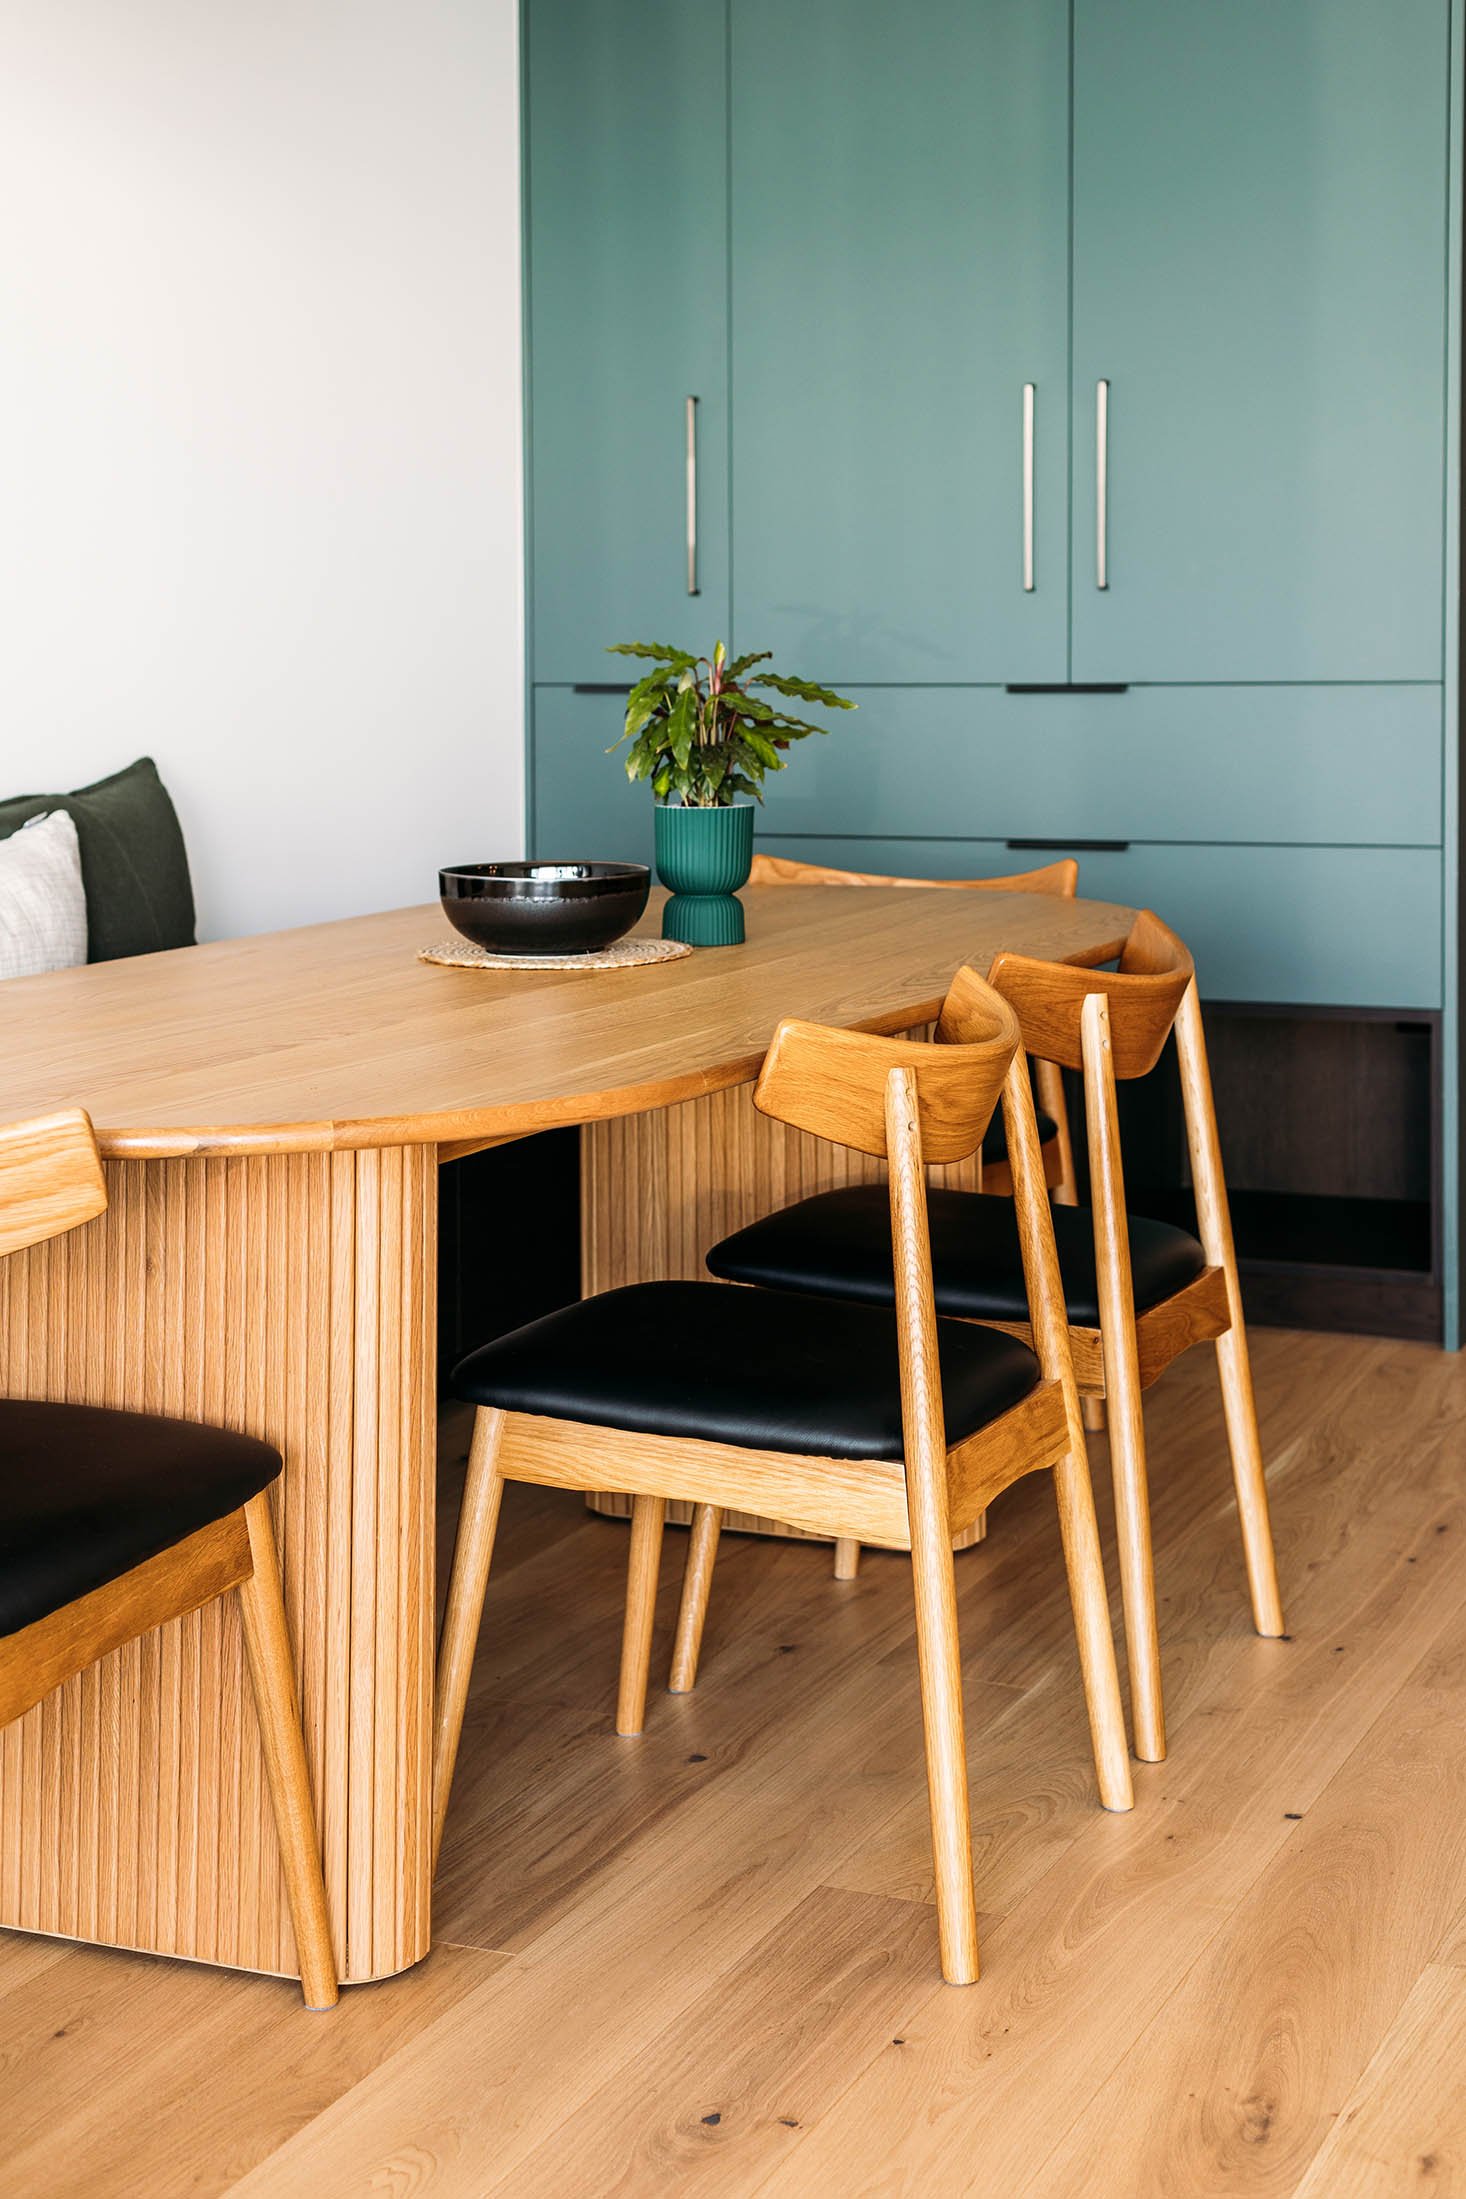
[418,936,693,973]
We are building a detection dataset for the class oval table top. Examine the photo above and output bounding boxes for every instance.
[0,886,1136,1158]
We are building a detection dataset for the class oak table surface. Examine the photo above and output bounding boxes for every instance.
[0,886,1135,1156]
[0,884,1137,1988]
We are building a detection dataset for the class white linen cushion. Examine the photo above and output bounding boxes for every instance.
[0,810,88,979]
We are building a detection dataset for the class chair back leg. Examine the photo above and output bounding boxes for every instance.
[1173,981,1285,1638]
[617,1496,667,1736]
[432,1406,507,1871]
[669,1504,723,1693]
[1083,992,1166,1764]
[235,1493,338,2010]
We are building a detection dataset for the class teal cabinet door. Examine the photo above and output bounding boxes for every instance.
[531,689,654,867]
[730,0,1070,684]
[526,0,729,684]
[1070,0,1449,683]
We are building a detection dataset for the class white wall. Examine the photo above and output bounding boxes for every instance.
[0,0,523,941]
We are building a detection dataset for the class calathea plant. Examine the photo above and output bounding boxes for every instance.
[606,640,855,806]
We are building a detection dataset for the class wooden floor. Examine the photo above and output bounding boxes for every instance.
[7,1326,1466,2196]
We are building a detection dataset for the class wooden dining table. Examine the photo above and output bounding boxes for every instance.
[0,883,1133,1987]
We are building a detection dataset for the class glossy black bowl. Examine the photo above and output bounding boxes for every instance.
[439,861,651,955]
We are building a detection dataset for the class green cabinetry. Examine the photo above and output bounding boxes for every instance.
[525,0,728,685]
[1069,0,1450,682]
[730,0,1070,683]
[522,0,1460,1332]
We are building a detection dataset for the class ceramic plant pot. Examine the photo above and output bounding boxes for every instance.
[653,801,755,945]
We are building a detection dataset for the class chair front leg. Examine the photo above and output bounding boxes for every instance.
[617,1495,666,1736]
[432,1407,507,1871]
[908,1515,980,1985]
[236,1494,339,2010]
[669,1503,722,1693]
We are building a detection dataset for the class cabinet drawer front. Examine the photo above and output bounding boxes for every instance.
[754,685,1441,847]
[751,836,1442,1009]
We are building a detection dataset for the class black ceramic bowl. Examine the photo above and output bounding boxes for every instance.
[439,861,651,956]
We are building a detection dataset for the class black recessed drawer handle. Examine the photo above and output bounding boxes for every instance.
[1007,838,1131,854]
[571,683,630,695]
[1004,682,1130,695]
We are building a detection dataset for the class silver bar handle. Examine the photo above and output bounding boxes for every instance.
[1022,383,1035,591]
[685,395,699,595]
[1095,378,1109,591]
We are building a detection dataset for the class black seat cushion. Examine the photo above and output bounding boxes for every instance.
[980,1103,1057,1170]
[452,1281,1041,1463]
[0,1400,281,1639]
[707,1188,1208,1329]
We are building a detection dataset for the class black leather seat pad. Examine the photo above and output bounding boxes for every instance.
[707,1188,1208,1328]
[452,1281,1041,1463]
[0,1400,281,1639]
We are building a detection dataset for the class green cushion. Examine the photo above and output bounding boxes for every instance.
[0,758,195,962]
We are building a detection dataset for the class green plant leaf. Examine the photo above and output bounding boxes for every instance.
[750,673,857,709]
[607,641,697,667]
[738,727,785,771]
[724,650,772,679]
[667,687,697,768]
[763,714,829,739]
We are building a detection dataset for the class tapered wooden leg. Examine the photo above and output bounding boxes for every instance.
[1081,1396,1107,1434]
[236,1496,338,2010]
[669,1504,722,1693]
[431,1408,506,1871]
[1051,1448,1135,1812]
[617,1496,666,1736]
[833,1537,861,1580]
[908,1520,980,1984]
[1084,994,1166,1763]
[1173,980,1285,1639]
[1215,1326,1286,1636]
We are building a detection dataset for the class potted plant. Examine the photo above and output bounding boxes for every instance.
[607,639,855,943]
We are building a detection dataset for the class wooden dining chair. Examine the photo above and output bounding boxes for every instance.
[703,911,1285,1765]
[431,977,1133,1986]
[746,851,1080,1203]
[0,1110,337,2009]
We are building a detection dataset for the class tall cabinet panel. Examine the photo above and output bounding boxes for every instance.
[526,0,728,684]
[730,0,1070,684]
[1070,0,1449,683]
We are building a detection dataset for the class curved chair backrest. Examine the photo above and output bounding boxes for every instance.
[967,908,1194,1080]
[0,1109,107,1260]
[747,852,1079,899]
[754,974,1075,1482]
[754,988,1021,1164]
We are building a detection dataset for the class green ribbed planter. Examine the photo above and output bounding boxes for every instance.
[654,801,755,946]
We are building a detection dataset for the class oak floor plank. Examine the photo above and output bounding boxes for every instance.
[749,1417,1466,2195]
[1032,1611,1466,2197]
[1290,1961,1466,2197]
[0,1938,504,2199]
[13,1332,1466,2199]
[504,1884,943,2197]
